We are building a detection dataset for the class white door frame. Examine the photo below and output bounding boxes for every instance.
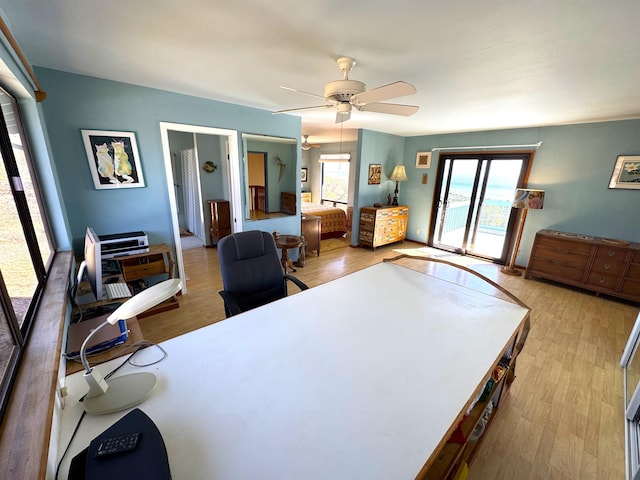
[160,122,242,294]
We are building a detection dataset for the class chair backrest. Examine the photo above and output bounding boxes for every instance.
[217,230,287,314]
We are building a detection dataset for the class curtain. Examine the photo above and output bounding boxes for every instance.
[181,148,203,239]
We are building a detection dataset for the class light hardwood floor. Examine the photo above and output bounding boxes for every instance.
[138,239,639,480]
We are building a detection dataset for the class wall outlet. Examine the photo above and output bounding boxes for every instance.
[415,228,420,235]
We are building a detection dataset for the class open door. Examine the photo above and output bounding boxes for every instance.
[160,123,241,294]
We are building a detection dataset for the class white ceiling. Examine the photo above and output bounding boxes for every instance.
[2,0,640,143]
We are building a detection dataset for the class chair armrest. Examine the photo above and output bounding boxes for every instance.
[285,274,309,291]
[218,290,242,317]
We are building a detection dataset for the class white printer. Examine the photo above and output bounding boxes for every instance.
[98,230,149,258]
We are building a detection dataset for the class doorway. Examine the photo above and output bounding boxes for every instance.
[247,151,268,218]
[160,123,241,293]
[429,152,531,262]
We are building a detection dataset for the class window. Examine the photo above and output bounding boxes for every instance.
[430,152,530,262]
[0,86,53,419]
[321,157,350,207]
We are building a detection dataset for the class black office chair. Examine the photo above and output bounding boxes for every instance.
[217,230,309,317]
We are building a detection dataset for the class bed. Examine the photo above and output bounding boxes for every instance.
[301,202,348,239]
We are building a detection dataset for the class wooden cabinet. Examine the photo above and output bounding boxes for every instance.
[301,192,312,203]
[208,199,231,246]
[622,251,640,300]
[358,205,409,249]
[301,215,321,256]
[116,244,178,318]
[280,191,296,214]
[526,229,640,302]
[76,244,179,318]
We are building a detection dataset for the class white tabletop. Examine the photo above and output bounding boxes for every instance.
[58,262,529,479]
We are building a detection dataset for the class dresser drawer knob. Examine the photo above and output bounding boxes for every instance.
[607,251,616,257]
[604,263,611,270]
[599,277,606,284]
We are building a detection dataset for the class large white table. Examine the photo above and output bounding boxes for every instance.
[57,261,529,479]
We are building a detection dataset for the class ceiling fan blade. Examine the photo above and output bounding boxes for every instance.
[280,85,327,101]
[273,104,333,114]
[358,102,419,116]
[335,110,351,123]
[351,81,417,105]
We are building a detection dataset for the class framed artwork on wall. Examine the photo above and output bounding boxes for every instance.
[81,129,145,189]
[368,164,381,185]
[301,167,308,182]
[416,152,431,169]
[609,155,640,189]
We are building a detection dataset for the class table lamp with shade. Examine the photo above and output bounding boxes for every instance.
[81,278,182,414]
[390,165,408,206]
[501,188,545,276]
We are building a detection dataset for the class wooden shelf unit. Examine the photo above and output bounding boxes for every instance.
[280,191,296,214]
[419,342,516,480]
[77,244,178,318]
[118,244,178,317]
[525,229,640,303]
[358,205,409,250]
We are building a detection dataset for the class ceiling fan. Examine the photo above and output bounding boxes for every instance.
[301,134,320,151]
[275,57,419,124]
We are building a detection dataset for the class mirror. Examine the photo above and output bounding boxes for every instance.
[242,134,297,220]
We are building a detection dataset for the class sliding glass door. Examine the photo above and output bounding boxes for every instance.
[429,153,530,262]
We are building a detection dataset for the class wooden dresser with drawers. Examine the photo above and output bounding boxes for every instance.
[525,229,640,302]
[358,205,409,250]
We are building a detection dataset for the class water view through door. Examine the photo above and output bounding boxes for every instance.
[430,153,531,262]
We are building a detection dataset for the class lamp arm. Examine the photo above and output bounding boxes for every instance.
[78,279,182,404]
[80,319,111,397]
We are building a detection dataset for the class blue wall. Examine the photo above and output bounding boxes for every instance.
[351,130,406,244]
[31,67,640,268]
[402,120,640,265]
[35,67,301,253]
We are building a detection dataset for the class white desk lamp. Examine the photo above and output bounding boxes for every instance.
[80,278,182,414]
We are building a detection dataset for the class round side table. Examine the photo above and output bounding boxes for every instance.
[274,234,302,273]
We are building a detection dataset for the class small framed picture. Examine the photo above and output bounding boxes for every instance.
[301,167,308,182]
[368,164,381,185]
[609,155,640,189]
[81,129,145,189]
[416,152,431,169]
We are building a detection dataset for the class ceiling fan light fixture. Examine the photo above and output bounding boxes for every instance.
[278,56,418,124]
[301,134,318,151]
[324,80,365,102]
[336,103,352,114]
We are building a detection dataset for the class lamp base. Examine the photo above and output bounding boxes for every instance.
[500,266,522,276]
[84,372,157,415]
